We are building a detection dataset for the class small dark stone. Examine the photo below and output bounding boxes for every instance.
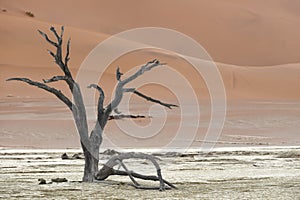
[25,11,34,17]
[61,153,69,160]
[51,178,68,183]
[38,178,46,184]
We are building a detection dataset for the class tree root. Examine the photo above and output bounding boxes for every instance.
[95,152,176,191]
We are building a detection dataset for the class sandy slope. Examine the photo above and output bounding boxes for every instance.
[1,1,300,148]
[1,0,300,100]
[1,0,300,66]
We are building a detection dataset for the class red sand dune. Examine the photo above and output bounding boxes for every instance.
[1,1,300,148]
[1,0,300,100]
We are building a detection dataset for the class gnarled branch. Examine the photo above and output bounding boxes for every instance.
[6,78,75,111]
[124,88,179,109]
[38,29,58,47]
[38,26,88,142]
[87,84,105,119]
[104,60,169,116]
[50,26,61,44]
[39,26,72,79]
[96,152,176,191]
[43,76,68,83]
[9,26,89,153]
[120,59,165,86]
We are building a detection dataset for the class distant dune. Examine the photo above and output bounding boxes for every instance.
[1,1,300,149]
[1,0,300,101]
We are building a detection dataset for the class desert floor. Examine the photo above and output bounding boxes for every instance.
[0,147,299,200]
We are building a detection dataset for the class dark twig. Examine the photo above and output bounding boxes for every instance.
[108,114,148,120]
[43,76,68,83]
[65,38,71,66]
[134,90,178,109]
[50,26,61,43]
[123,88,178,109]
[38,29,58,47]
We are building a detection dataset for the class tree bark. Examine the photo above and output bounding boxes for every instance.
[81,141,99,182]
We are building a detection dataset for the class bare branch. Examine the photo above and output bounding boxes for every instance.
[104,84,123,115]
[87,84,106,130]
[50,26,61,44]
[87,84,105,113]
[41,27,88,137]
[108,114,148,120]
[65,38,71,66]
[104,59,166,117]
[43,76,68,83]
[123,88,135,92]
[87,84,104,95]
[124,89,178,109]
[47,49,56,59]
[40,26,73,80]
[116,66,123,81]
[38,30,58,47]
[7,78,75,111]
[120,59,165,86]
[60,26,64,38]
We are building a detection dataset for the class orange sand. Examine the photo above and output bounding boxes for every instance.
[1,0,300,148]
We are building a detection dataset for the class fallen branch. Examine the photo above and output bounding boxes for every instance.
[95,152,176,191]
[113,169,176,189]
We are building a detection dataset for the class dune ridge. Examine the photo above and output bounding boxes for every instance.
[2,0,300,66]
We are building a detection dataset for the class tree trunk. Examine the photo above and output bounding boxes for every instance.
[81,141,99,182]
[81,124,103,182]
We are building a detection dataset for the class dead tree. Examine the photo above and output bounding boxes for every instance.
[7,26,178,183]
